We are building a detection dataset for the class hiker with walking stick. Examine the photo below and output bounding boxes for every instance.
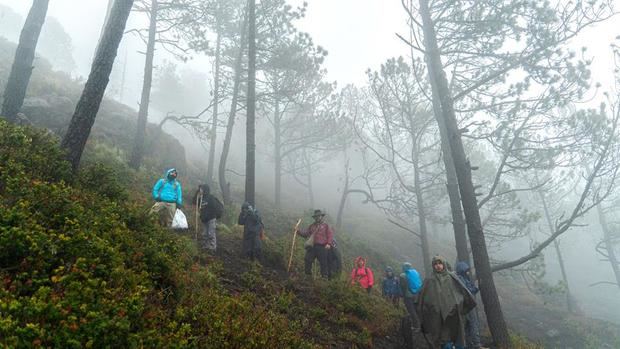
[296,209,334,279]
[194,184,224,253]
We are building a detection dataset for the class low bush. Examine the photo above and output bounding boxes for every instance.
[0,120,312,348]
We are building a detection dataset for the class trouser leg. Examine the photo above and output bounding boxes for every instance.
[252,229,262,260]
[203,218,217,251]
[466,309,481,349]
[404,297,420,329]
[304,247,316,275]
[316,245,329,278]
[163,203,176,227]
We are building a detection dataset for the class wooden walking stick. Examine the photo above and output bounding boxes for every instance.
[287,218,302,273]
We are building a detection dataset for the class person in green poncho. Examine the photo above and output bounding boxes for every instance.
[418,255,476,349]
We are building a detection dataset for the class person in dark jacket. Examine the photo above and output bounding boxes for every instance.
[238,202,264,261]
[418,255,476,349]
[297,209,334,278]
[327,238,343,277]
[194,184,220,252]
[456,261,483,349]
[382,266,401,307]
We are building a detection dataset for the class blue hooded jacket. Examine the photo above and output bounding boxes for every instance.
[456,261,478,295]
[152,168,182,205]
[400,262,422,297]
[382,266,402,296]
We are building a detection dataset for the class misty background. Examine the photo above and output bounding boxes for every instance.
[1,0,619,329]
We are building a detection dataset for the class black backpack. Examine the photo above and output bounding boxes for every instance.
[200,193,224,221]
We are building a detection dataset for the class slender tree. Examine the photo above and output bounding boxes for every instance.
[415,0,511,345]
[219,10,248,205]
[1,0,49,122]
[127,0,205,169]
[206,7,222,184]
[129,0,158,169]
[245,0,256,205]
[61,0,134,171]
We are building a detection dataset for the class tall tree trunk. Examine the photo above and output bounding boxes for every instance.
[597,204,620,289]
[539,191,574,312]
[410,130,432,276]
[218,13,248,205]
[1,0,49,122]
[244,0,256,205]
[427,61,469,265]
[417,0,511,346]
[206,17,222,184]
[336,159,350,230]
[61,0,134,172]
[274,99,282,208]
[95,0,115,59]
[129,0,158,169]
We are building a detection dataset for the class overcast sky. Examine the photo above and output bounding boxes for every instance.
[1,0,618,91]
[0,0,410,86]
[0,0,620,103]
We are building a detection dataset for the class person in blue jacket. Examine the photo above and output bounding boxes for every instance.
[382,266,402,307]
[456,261,484,349]
[400,262,423,331]
[150,168,183,227]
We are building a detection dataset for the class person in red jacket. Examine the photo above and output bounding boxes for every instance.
[351,256,374,293]
[297,209,335,278]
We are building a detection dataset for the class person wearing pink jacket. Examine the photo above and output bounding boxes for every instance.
[351,256,374,293]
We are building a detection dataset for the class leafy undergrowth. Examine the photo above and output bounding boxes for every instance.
[211,224,403,348]
[0,120,408,348]
[0,120,314,348]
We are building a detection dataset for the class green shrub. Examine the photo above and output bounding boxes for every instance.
[0,121,313,348]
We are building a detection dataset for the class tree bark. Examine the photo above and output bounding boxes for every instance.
[410,125,432,277]
[206,15,222,184]
[1,0,49,122]
[417,0,511,346]
[426,58,469,265]
[597,204,620,289]
[336,159,350,230]
[61,0,134,172]
[95,0,115,59]
[539,191,574,312]
[274,98,282,208]
[129,0,158,169]
[218,13,248,205]
[244,0,256,205]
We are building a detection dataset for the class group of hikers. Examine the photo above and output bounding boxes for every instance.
[148,168,264,259]
[350,255,484,349]
[148,168,485,349]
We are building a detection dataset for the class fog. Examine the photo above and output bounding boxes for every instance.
[1,0,620,344]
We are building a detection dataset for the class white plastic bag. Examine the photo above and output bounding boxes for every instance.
[172,209,188,229]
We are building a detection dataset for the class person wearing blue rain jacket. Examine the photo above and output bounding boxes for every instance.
[456,261,484,349]
[400,262,422,331]
[382,266,402,307]
[149,168,183,227]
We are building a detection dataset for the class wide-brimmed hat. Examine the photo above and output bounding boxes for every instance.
[312,209,326,218]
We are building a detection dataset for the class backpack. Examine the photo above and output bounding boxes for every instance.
[405,269,422,294]
[200,193,224,220]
